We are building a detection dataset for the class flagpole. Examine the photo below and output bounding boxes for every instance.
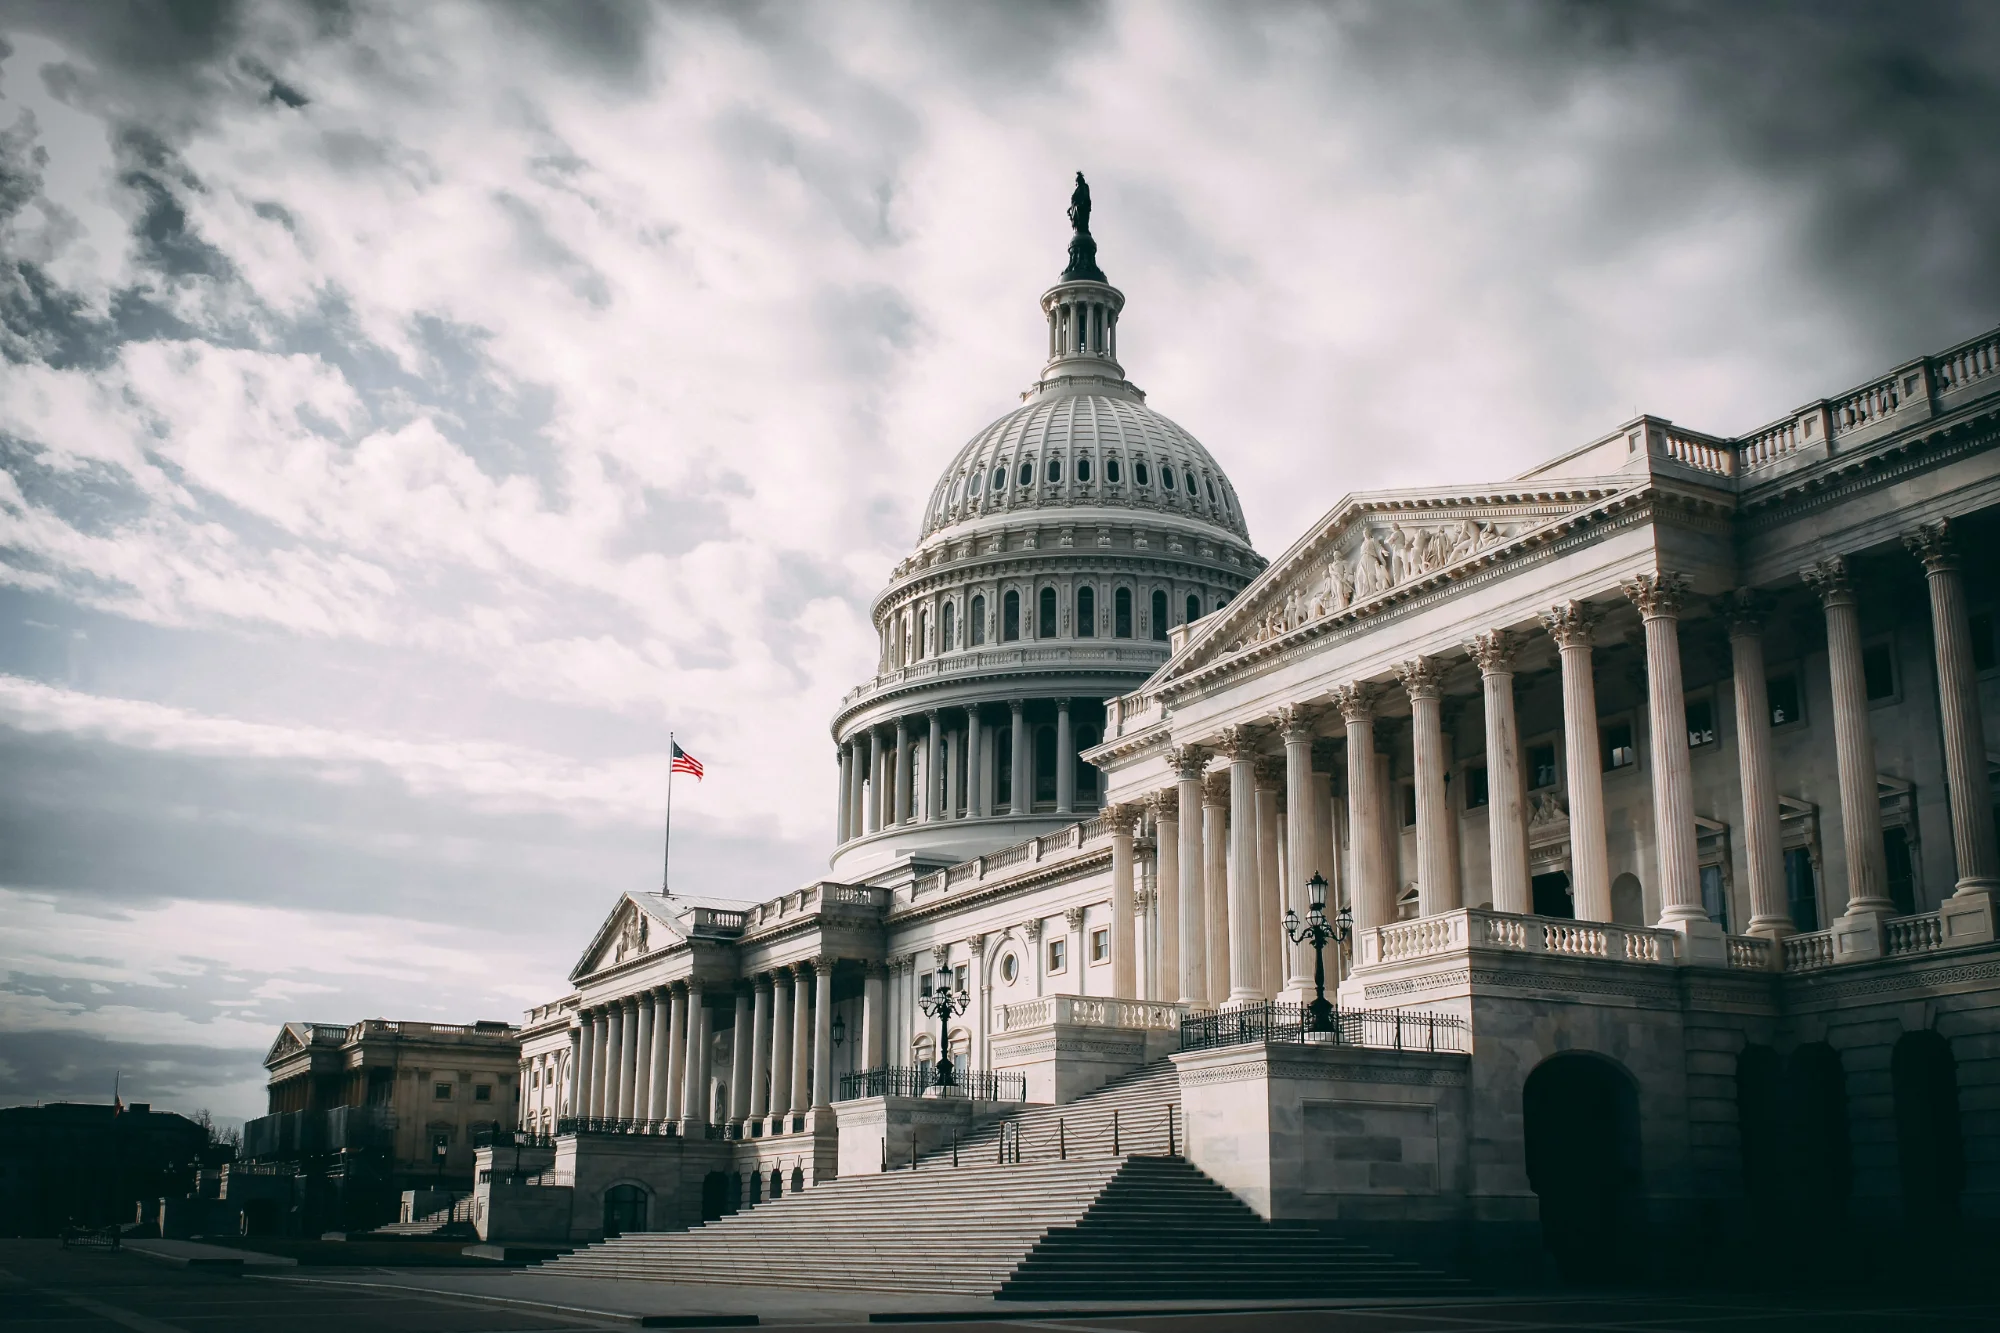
[662,731,674,896]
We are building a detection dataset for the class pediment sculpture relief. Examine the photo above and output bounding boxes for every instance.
[1236,516,1519,651]
[612,909,649,964]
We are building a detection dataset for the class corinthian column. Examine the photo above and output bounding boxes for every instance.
[749,977,773,1119]
[836,745,853,843]
[865,729,883,834]
[730,987,754,1126]
[1203,768,1233,1008]
[606,1002,628,1120]
[632,992,655,1120]
[1905,521,2000,925]
[1727,594,1790,938]
[1255,757,1284,999]
[1395,657,1456,918]
[1009,699,1029,815]
[680,983,707,1130]
[1470,631,1530,915]
[811,959,834,1111]
[925,709,944,822]
[1173,747,1207,1006]
[1803,557,1894,947]
[1149,790,1181,1003]
[1543,601,1612,922]
[1625,571,1722,961]
[1107,804,1140,997]
[766,971,792,1122]
[574,1011,596,1119]
[788,963,812,1114]
[894,717,913,825]
[1337,684,1393,932]
[1280,708,1321,1000]
[1221,727,1262,1007]
[1055,698,1075,814]
[663,985,687,1122]
[965,707,984,817]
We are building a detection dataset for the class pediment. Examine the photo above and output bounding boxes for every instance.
[1154,479,1637,685]
[264,1022,310,1067]
[571,892,686,982]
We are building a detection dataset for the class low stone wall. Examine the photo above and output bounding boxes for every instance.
[991,1018,1165,1104]
[833,1095,1014,1177]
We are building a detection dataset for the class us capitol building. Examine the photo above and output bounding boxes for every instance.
[491,180,2000,1288]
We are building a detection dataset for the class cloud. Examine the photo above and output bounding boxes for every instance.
[1,0,1996,1121]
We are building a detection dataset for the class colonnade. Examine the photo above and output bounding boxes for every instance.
[1129,538,1996,999]
[836,698,1097,843]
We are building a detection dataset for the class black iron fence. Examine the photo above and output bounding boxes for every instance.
[473,1127,555,1150]
[837,1065,1028,1103]
[1179,1001,1468,1054]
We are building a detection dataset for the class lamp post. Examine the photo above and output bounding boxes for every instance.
[1284,872,1352,1035]
[916,964,969,1089]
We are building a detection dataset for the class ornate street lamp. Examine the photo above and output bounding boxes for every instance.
[1284,872,1352,1035]
[917,963,969,1088]
[831,1012,846,1048]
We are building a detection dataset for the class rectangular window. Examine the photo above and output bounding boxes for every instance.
[1047,938,1067,973]
[920,972,935,996]
[1602,719,1636,771]
[1091,927,1109,963]
[1699,864,1729,931]
[474,1084,492,1103]
[434,1082,453,1101]
[1884,826,1917,915]
[1768,673,1802,727]
[530,1068,540,1088]
[1400,783,1417,828]
[1686,697,1717,749]
[1784,847,1818,932]
[954,963,969,994]
[1972,609,1996,672]
[1862,637,1897,701]
[1464,763,1489,809]
[1529,743,1558,790]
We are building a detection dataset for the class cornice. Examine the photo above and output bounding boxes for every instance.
[874,543,1263,621]
[1739,412,2000,532]
[888,845,1113,927]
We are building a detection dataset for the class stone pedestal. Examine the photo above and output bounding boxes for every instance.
[989,997,1182,1105]
[833,1095,1012,1177]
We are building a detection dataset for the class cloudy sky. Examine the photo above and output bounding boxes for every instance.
[2,0,1997,1123]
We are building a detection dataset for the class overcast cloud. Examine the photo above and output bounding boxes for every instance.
[2,0,1997,1122]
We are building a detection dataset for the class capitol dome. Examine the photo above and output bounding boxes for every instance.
[828,176,1264,882]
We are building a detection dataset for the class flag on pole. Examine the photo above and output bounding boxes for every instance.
[671,742,704,780]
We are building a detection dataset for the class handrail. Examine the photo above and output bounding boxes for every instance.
[1179,1001,1468,1055]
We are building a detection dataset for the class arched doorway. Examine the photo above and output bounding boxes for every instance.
[1892,1030,1962,1234]
[1779,1042,1849,1247]
[602,1183,647,1237]
[1523,1052,1642,1281]
[1736,1044,1784,1231]
[699,1171,728,1221]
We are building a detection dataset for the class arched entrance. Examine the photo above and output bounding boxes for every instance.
[700,1171,728,1221]
[1892,1030,1962,1234]
[1779,1042,1849,1250]
[602,1183,647,1237]
[1736,1044,1785,1231]
[1523,1052,1642,1281]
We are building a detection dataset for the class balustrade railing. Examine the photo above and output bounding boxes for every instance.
[556,1116,685,1137]
[1935,332,2000,394]
[1658,427,1736,477]
[1831,375,1903,433]
[1725,935,1775,970]
[1365,908,1678,967]
[998,995,1187,1032]
[473,1127,555,1150]
[1781,929,1837,971]
[1178,1001,1468,1055]
[836,1065,1027,1102]
[1885,911,1946,957]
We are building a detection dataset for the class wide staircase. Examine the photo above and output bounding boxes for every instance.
[541,1062,1471,1300]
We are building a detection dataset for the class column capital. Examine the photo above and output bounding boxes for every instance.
[1203,770,1232,803]
[1055,696,1072,711]
[924,706,941,721]
[1022,917,1044,941]
[931,943,952,970]
[753,974,775,994]
[1902,519,1958,573]
[1169,744,1208,781]
[1063,905,1087,929]
[1801,554,1855,606]
[1217,723,1260,762]
[1254,755,1285,789]
[1276,703,1319,741]
[1333,681,1380,723]
[1145,789,1178,822]
[1724,588,1766,638]
[1466,628,1517,673]
[1008,697,1026,714]
[1621,570,1690,619]
[864,959,889,980]
[1103,802,1142,835]
[1542,600,1599,648]
[895,715,911,736]
[1134,888,1157,910]
[964,932,988,954]
[1393,655,1444,700]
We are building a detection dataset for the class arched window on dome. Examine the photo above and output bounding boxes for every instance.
[1077,456,1092,483]
[1186,471,1199,495]
[1002,590,1020,642]
[971,471,983,497]
[915,608,928,660]
[1018,458,1034,487]
[942,601,955,652]
[993,464,1007,493]
[1114,587,1132,639]
[1151,590,1168,641]
[1105,456,1120,484]
[1185,593,1201,625]
[1047,456,1062,484]
[969,595,986,646]
[1205,477,1217,505]
[1134,459,1149,487]
[1038,587,1057,639]
[1162,464,1177,492]
[1076,585,1095,638]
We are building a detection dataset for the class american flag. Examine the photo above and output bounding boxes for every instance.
[671,742,704,780]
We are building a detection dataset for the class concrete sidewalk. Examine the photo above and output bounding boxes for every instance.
[127,1239,299,1268]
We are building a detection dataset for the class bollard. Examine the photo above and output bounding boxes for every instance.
[1112,1108,1119,1156]
[952,1128,958,1168]
[881,1135,887,1172]
[1168,1103,1177,1157]
[1059,1117,1066,1161]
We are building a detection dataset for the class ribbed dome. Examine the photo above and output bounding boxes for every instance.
[919,391,1251,543]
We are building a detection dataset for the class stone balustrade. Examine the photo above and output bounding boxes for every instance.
[1360,908,1680,968]
[1885,911,1946,957]
[997,995,1187,1032]
[1781,928,1838,971]
[1725,935,1775,970]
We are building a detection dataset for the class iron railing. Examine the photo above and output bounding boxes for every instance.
[556,1116,724,1138]
[473,1127,555,1150]
[1179,1001,1468,1054]
[837,1065,1028,1103]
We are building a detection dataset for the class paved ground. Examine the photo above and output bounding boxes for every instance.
[1,1241,1994,1331]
